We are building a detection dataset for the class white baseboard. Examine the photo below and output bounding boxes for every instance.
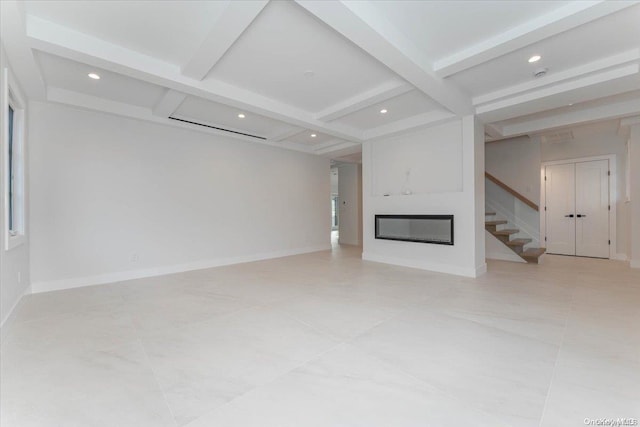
[338,239,360,246]
[475,263,488,276]
[1,284,32,338]
[631,259,640,269]
[612,253,628,261]
[362,252,484,278]
[30,245,331,294]
[486,251,527,263]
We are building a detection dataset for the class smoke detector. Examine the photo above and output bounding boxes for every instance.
[534,67,548,78]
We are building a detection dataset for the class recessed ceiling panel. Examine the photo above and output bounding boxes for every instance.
[494,90,640,128]
[35,51,165,108]
[174,96,299,140]
[450,5,640,97]
[371,0,571,63]
[330,90,444,131]
[284,130,337,146]
[208,0,401,113]
[25,0,225,66]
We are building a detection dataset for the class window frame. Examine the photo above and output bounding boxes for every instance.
[3,66,26,251]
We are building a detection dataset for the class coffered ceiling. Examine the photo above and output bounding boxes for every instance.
[2,0,639,156]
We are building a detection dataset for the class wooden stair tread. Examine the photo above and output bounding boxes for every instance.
[522,248,546,258]
[493,229,519,236]
[485,211,496,216]
[505,238,532,246]
[485,220,507,226]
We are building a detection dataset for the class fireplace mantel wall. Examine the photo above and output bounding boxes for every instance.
[362,116,486,277]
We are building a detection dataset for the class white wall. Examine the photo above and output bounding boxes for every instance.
[29,102,330,291]
[486,135,541,202]
[484,135,541,254]
[485,230,526,263]
[337,163,362,246]
[540,122,629,259]
[362,117,485,277]
[0,43,30,330]
[630,124,640,268]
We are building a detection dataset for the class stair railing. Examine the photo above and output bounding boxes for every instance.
[484,172,538,211]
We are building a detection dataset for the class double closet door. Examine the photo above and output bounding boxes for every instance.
[545,159,610,258]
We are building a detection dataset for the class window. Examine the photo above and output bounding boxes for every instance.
[3,67,26,250]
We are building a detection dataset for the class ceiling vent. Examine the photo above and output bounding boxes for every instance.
[541,130,573,144]
[168,117,266,140]
[533,67,548,78]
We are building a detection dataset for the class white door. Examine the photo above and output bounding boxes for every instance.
[575,160,609,258]
[545,160,610,258]
[545,163,576,255]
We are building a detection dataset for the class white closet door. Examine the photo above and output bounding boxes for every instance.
[575,160,609,258]
[546,163,576,256]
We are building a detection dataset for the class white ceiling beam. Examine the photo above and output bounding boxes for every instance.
[25,16,363,142]
[434,0,639,77]
[484,124,504,140]
[295,0,472,116]
[0,1,46,99]
[181,0,268,80]
[617,114,640,138]
[46,86,315,153]
[312,138,349,151]
[152,89,187,117]
[620,115,640,127]
[315,80,413,122]
[269,127,306,142]
[476,64,640,122]
[363,110,457,140]
[314,141,361,156]
[501,98,640,137]
[473,49,640,106]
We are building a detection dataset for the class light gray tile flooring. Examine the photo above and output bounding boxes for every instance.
[2,245,639,426]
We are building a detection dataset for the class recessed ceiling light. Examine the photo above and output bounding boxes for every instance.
[310,134,317,138]
[568,103,574,106]
[380,109,388,114]
[237,113,245,118]
[528,55,541,63]
[88,73,101,80]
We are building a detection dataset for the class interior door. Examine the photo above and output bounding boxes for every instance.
[546,163,576,255]
[575,160,609,258]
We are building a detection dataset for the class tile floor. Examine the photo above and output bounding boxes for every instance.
[1,244,639,427]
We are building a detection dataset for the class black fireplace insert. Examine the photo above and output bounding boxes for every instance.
[375,215,454,245]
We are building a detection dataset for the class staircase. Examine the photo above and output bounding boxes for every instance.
[485,212,546,264]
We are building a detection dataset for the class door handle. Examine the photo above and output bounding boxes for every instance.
[576,214,586,218]
[564,214,574,218]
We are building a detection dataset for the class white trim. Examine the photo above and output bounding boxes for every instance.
[0,284,31,337]
[486,251,526,263]
[540,154,617,260]
[485,230,527,263]
[613,253,628,261]
[3,66,27,251]
[30,245,331,293]
[362,252,485,278]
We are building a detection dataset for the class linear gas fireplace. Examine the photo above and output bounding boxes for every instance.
[375,215,454,245]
